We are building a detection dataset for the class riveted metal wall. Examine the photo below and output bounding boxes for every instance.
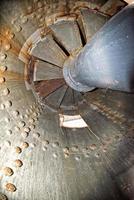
[0,1,133,200]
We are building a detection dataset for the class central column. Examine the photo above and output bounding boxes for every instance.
[63,5,134,93]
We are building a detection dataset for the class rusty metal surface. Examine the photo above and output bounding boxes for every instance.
[100,0,126,15]
[25,56,35,85]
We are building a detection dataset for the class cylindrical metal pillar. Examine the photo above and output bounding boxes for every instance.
[63,5,134,93]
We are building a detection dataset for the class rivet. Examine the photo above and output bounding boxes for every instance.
[21,16,28,24]
[42,140,49,146]
[52,141,59,148]
[15,25,22,32]
[18,121,25,127]
[14,159,23,168]
[14,126,20,132]
[0,104,5,110]
[29,118,35,123]
[0,53,7,61]
[5,101,12,108]
[9,33,15,39]
[2,88,10,96]
[84,153,90,158]
[89,144,97,151]
[102,147,107,153]
[30,124,35,129]
[64,152,69,158]
[53,153,58,158]
[24,114,28,118]
[4,141,11,147]
[6,130,12,135]
[21,131,29,138]
[34,117,38,121]
[29,108,32,113]
[63,147,69,154]
[33,132,40,139]
[21,142,29,149]
[33,112,38,117]
[71,146,79,152]
[12,110,19,117]
[42,146,47,151]
[30,143,36,148]
[15,147,22,154]
[5,183,16,192]
[75,156,80,161]
[3,167,14,176]
[5,117,10,123]
[24,127,31,133]
[4,44,11,51]
[0,77,5,84]
[95,153,100,158]
[11,18,16,25]
[0,193,7,200]
[26,109,30,114]
[0,66,7,72]
[82,147,88,152]
[20,115,24,119]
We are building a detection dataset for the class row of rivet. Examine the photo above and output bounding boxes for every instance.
[1,141,29,193]
[0,102,42,195]
[0,2,71,196]
[90,102,126,125]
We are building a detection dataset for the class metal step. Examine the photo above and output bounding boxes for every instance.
[50,20,83,55]
[31,35,67,68]
[33,60,63,81]
[60,87,77,110]
[34,78,65,98]
[45,85,68,110]
[78,9,109,42]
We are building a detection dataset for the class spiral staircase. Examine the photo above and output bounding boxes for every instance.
[0,0,134,200]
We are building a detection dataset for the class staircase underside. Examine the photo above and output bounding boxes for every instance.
[0,1,134,200]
